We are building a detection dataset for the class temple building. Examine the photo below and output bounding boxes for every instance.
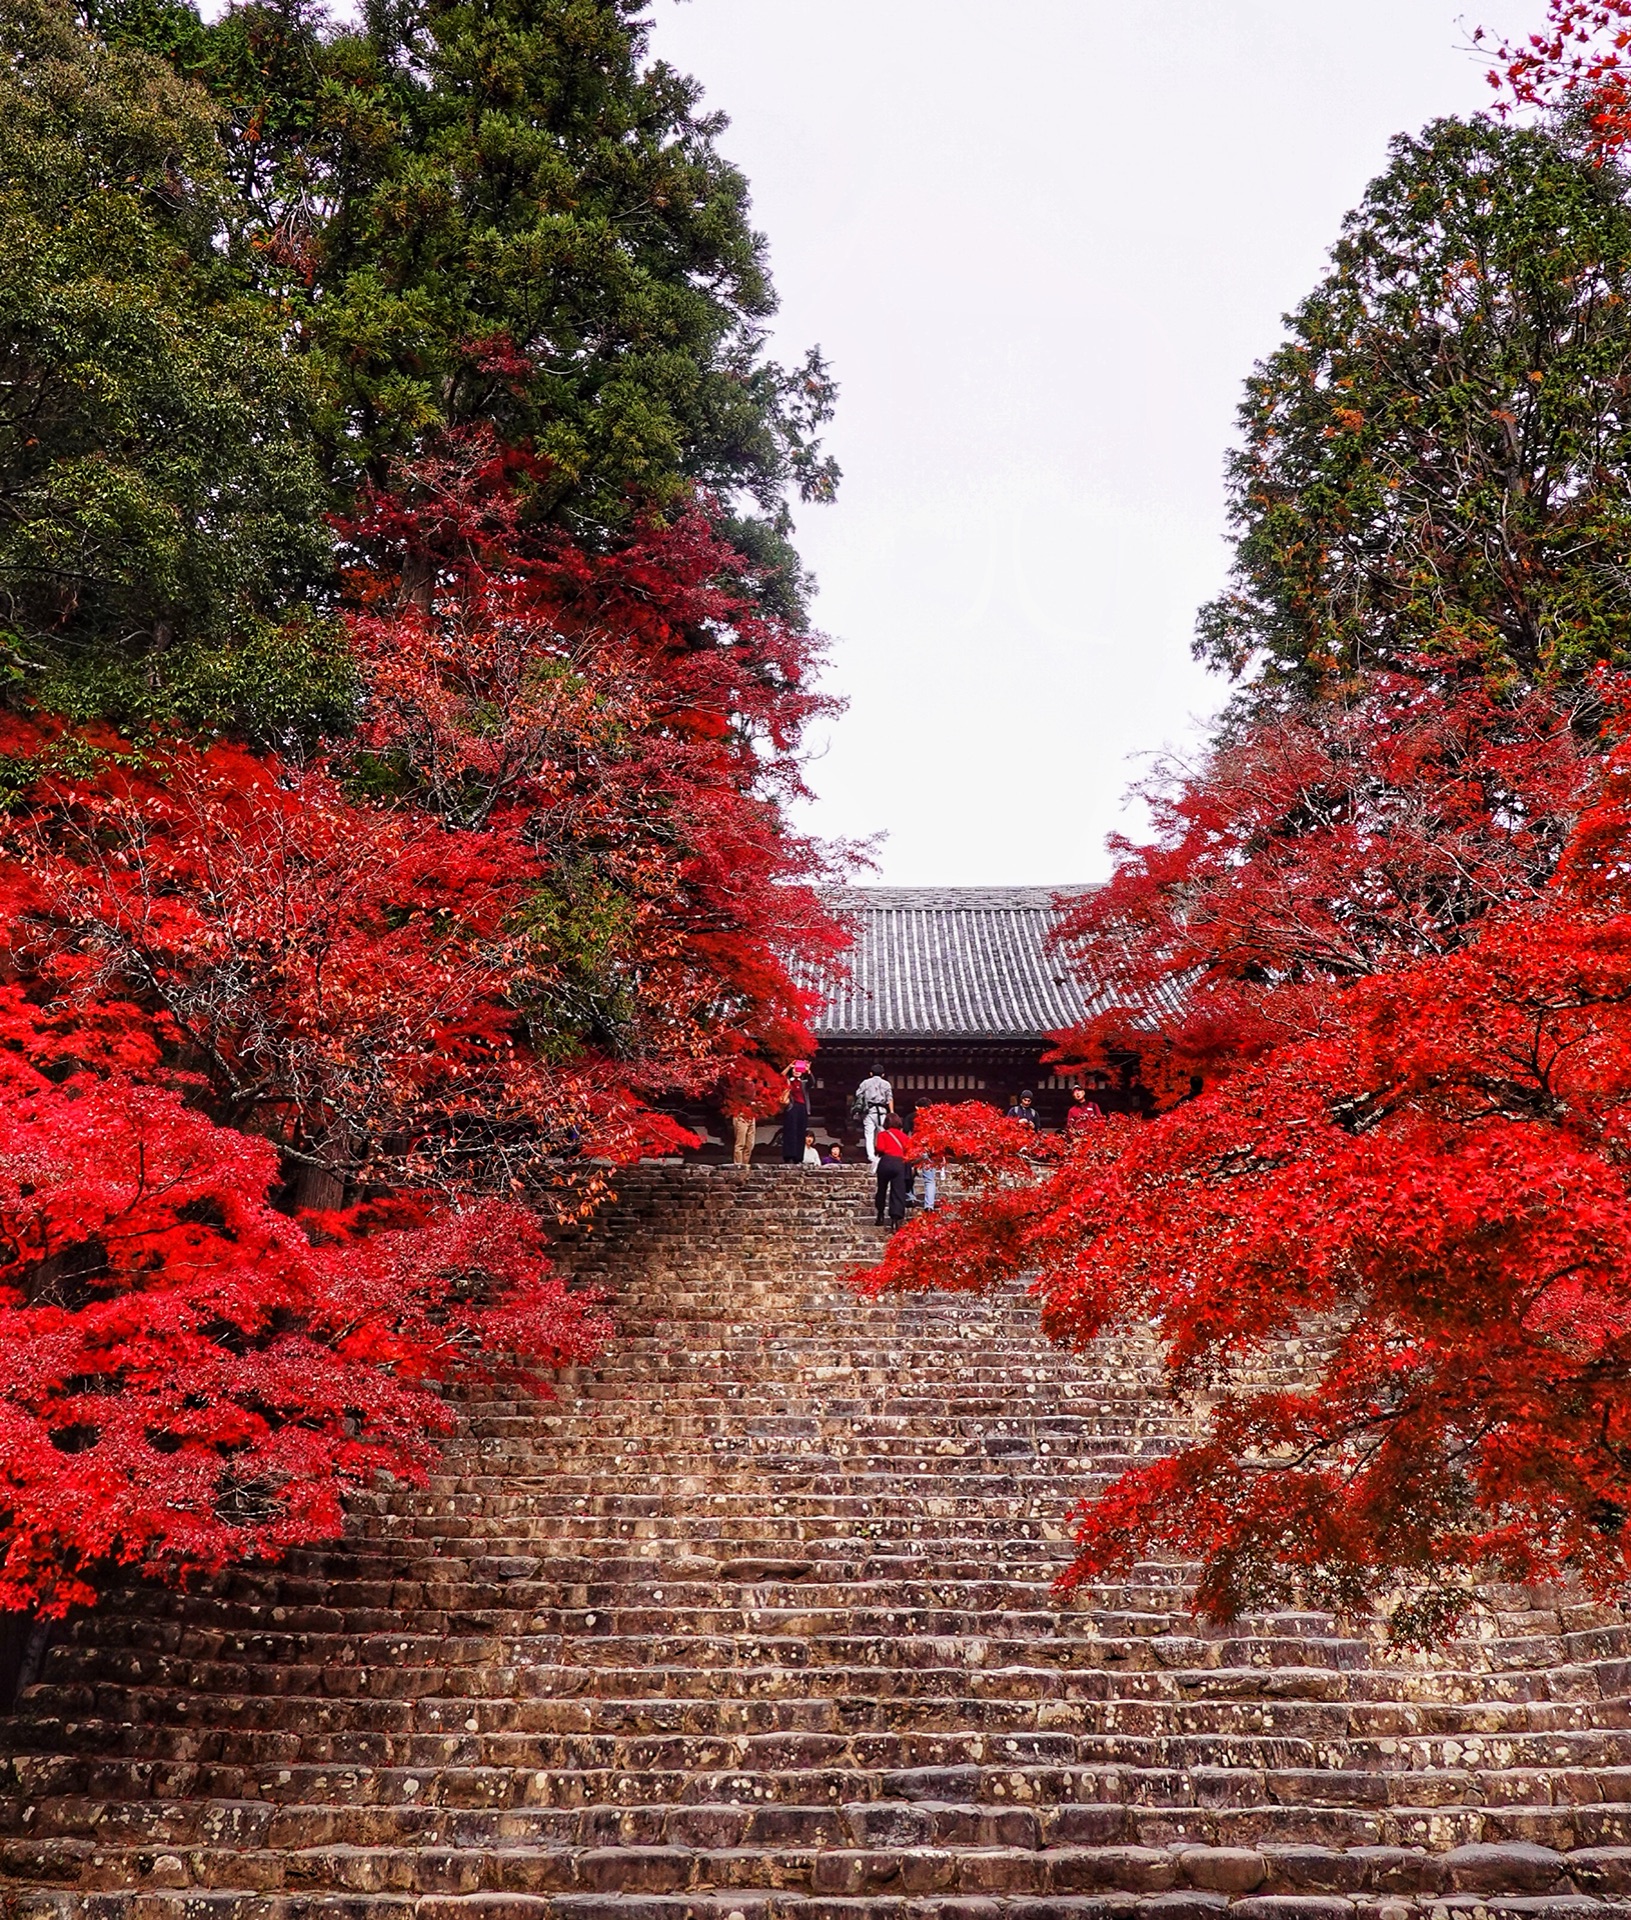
[675,883,1152,1158]
[801,884,1132,1140]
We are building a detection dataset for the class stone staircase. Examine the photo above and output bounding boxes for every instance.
[2,1163,1631,1917]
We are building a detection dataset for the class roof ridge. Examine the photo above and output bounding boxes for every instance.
[826,883,1098,909]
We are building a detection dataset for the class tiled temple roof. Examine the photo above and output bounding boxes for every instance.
[808,886,1099,1040]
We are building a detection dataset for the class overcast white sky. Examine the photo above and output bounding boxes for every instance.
[645,0,1540,886]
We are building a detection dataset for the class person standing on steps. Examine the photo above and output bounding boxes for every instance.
[906,1105,937,1211]
[853,1062,893,1165]
[719,1060,780,1169]
[1006,1088,1039,1130]
[912,1116,939,1212]
[873,1110,914,1229]
[1066,1084,1104,1136]
[781,1061,812,1165]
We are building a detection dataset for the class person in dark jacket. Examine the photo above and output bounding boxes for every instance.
[1006,1089,1040,1129]
[781,1065,811,1164]
[873,1110,913,1228]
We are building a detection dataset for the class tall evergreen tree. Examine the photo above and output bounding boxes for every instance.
[0,0,340,734]
[96,0,837,620]
[1198,116,1631,700]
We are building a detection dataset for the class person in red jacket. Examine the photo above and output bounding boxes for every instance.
[873,1111,914,1229]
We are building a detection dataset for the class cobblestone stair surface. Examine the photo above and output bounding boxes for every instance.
[3,1164,1631,1918]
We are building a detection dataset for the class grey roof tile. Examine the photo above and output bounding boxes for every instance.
[808,885,1099,1040]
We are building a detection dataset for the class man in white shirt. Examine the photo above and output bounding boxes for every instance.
[853,1064,893,1166]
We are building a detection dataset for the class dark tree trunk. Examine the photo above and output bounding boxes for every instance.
[0,1611,60,1709]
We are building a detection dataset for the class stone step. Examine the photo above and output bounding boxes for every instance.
[30,1681,1631,1755]
[32,1600,1412,1643]
[11,1830,1631,1911]
[5,1831,1627,1901]
[35,1635,1604,1697]
[21,1681,1628,1749]
[27,1682,1631,1774]
[0,1900,1624,1920]
[25,1664,1624,1731]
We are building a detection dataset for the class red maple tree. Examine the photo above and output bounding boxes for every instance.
[0,437,844,1612]
[1049,669,1590,1101]
[869,674,1631,1641]
[0,983,608,1616]
[339,434,846,1115]
[865,21,1631,1635]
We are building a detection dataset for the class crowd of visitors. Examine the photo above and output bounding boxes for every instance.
[723,1065,1109,1217]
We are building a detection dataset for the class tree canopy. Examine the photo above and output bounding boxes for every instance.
[1197,115,1631,700]
[0,0,339,734]
[870,73,1631,1642]
[869,670,1631,1641]
[0,0,844,1612]
[94,0,838,618]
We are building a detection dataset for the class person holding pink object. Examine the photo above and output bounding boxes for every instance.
[780,1062,812,1164]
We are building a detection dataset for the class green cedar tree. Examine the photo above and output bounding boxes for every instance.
[0,0,345,737]
[95,0,838,620]
[1198,116,1631,701]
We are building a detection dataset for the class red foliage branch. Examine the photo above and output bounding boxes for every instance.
[5,724,679,1199]
[1484,3,1631,157]
[339,435,848,1098]
[0,987,607,1615]
[1047,671,1589,1103]
[5,450,845,1202]
[867,676,1631,1641]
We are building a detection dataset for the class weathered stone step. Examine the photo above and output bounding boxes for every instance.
[11,1830,1630,1903]
[30,1658,1624,1731]
[19,1693,1631,1778]
[70,1590,1529,1648]
[320,1542,1089,1582]
[40,1626,1621,1699]
[31,1644,1631,1725]
[453,1424,1183,1450]
[14,1832,1631,1912]
[31,1676,1631,1775]
[16,1736,1631,1856]
[38,1651,1613,1728]
[484,1398,1169,1419]
[3,1897,1628,1920]
[57,1583,1625,1655]
[17,1625,1485,1692]
[522,1417,1185,1438]
[19,1719,1631,1819]
[77,1609,1451,1664]
[13,1749,1631,1870]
